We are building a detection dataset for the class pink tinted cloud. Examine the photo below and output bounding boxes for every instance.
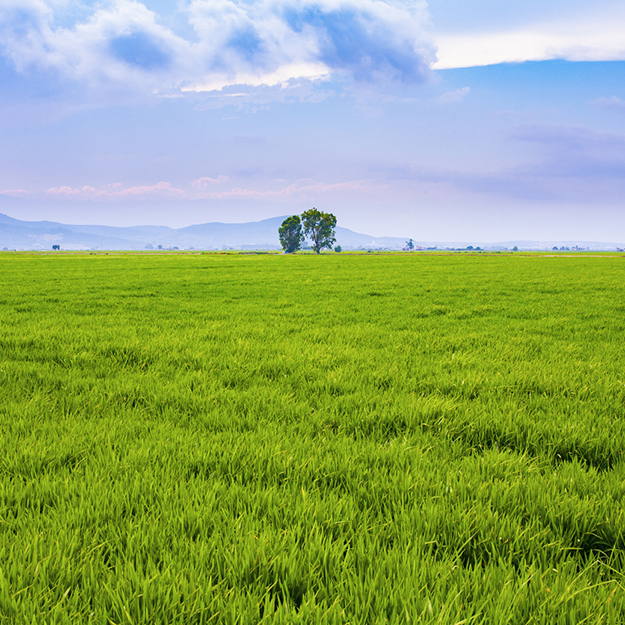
[47,186,92,196]
[0,189,32,196]
[191,175,229,188]
[43,178,374,202]
[197,179,374,199]
[47,186,81,196]
[114,182,185,197]
[47,182,186,198]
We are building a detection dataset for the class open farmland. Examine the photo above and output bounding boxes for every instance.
[1,251,624,623]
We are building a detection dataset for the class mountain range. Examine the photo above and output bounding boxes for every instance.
[0,213,412,251]
[0,213,623,251]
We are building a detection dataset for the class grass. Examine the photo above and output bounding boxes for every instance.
[0,251,624,623]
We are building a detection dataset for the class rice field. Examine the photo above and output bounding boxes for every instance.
[1,251,624,623]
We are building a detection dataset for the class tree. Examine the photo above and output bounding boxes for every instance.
[301,208,337,254]
[405,239,414,251]
[279,215,304,253]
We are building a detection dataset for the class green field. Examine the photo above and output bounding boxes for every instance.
[1,251,624,623]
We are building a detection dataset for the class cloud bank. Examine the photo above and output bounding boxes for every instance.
[0,0,434,100]
[39,177,375,202]
[22,123,625,208]
[46,181,186,198]
[433,11,625,69]
[384,124,625,204]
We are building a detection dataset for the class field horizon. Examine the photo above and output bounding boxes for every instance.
[2,211,624,253]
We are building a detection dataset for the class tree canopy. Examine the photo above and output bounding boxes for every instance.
[278,215,304,253]
[301,208,337,254]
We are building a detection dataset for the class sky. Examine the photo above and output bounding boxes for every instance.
[0,0,624,242]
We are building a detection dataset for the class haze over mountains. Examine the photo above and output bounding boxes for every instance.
[0,213,622,252]
[0,213,411,251]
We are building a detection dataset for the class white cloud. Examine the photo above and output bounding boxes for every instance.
[433,12,625,68]
[591,96,625,110]
[192,77,335,111]
[434,86,469,104]
[182,62,330,93]
[0,0,434,100]
[0,1,191,89]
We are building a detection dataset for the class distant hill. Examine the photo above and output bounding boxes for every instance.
[0,213,623,251]
[0,213,410,251]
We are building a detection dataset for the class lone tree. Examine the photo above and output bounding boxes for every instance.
[279,215,304,253]
[301,208,337,254]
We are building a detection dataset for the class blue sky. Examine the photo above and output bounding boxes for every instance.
[1,0,624,242]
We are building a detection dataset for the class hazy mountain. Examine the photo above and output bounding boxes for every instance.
[0,213,623,251]
[0,213,411,250]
